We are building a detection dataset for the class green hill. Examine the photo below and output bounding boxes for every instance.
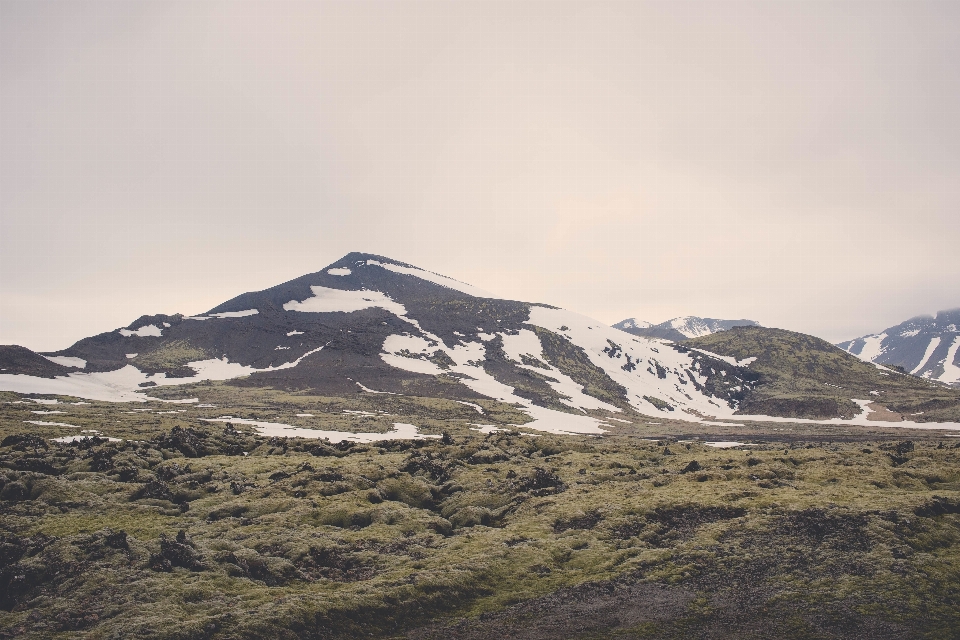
[683,326,960,421]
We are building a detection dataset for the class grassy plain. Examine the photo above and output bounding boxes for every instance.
[1,385,960,639]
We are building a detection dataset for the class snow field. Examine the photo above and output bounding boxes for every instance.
[42,356,87,369]
[852,333,887,362]
[200,417,440,444]
[912,337,942,375]
[283,286,407,315]
[379,325,610,435]
[0,343,329,403]
[119,325,163,337]
[941,336,960,384]
[527,306,738,421]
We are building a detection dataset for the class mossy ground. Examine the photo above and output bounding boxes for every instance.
[684,327,960,422]
[1,387,959,639]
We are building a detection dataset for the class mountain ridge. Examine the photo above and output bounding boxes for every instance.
[613,316,760,341]
[1,252,959,427]
[838,308,960,387]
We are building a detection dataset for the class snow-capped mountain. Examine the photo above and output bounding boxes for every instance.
[612,318,652,331]
[837,309,960,387]
[0,253,763,431]
[1,253,957,429]
[613,316,760,341]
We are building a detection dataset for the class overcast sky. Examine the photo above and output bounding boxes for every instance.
[2,0,958,352]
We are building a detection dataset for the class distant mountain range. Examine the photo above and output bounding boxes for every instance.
[837,309,960,388]
[613,316,760,341]
[1,252,958,425]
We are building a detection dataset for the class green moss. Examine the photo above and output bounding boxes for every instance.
[1,388,960,638]
[132,340,210,372]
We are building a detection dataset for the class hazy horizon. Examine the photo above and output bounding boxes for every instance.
[2,1,959,352]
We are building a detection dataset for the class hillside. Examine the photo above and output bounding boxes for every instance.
[3,257,960,639]
[614,316,759,342]
[838,308,960,387]
[0,253,778,429]
[684,326,960,422]
[2,254,959,431]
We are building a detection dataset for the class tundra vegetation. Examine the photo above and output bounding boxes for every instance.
[1,387,959,639]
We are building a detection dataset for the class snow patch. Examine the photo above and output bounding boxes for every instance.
[119,325,162,337]
[25,420,80,428]
[911,337,942,374]
[455,401,485,414]
[470,425,508,433]
[211,309,259,318]
[940,336,960,384]
[283,286,407,316]
[42,356,86,369]
[201,417,440,443]
[854,333,887,362]
[0,344,327,403]
[53,433,121,443]
[689,348,756,368]
[327,268,352,276]
[704,441,755,448]
[287,330,304,336]
[379,325,610,435]
[354,381,397,394]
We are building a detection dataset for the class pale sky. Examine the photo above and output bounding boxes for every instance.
[2,0,958,352]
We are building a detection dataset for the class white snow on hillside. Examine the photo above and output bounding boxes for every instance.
[854,333,887,362]
[527,306,736,419]
[283,286,407,315]
[365,260,493,298]
[0,344,328,403]
[200,417,439,443]
[119,325,162,337]
[669,316,716,338]
[327,268,352,276]
[42,355,86,369]
[912,337,942,375]
[187,309,259,320]
[942,336,960,384]
[379,327,610,434]
[688,348,757,368]
[210,309,259,318]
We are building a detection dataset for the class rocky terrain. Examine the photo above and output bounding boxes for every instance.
[1,253,959,638]
[838,309,960,388]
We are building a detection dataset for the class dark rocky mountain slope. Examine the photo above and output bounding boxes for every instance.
[838,308,960,388]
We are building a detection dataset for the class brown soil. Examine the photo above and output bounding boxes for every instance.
[866,402,904,422]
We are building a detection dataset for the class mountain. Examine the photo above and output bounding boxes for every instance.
[613,316,760,341]
[1,252,959,426]
[0,253,738,428]
[837,309,960,387]
[611,318,651,331]
[684,326,960,422]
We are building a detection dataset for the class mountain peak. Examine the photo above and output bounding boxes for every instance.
[838,307,960,386]
[611,318,651,331]
[614,316,760,341]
